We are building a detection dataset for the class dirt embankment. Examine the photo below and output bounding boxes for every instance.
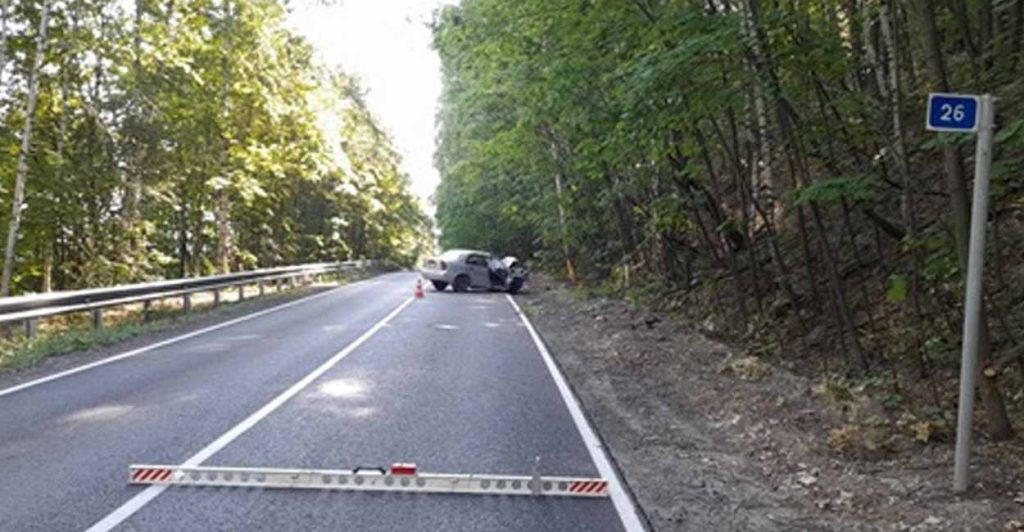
[521,281,1024,532]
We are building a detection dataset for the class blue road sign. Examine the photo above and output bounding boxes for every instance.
[927,93,980,132]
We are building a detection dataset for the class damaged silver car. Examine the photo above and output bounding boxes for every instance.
[420,249,528,294]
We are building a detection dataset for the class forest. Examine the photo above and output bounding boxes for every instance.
[433,0,1024,444]
[0,0,431,297]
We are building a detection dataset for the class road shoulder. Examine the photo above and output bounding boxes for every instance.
[520,282,1023,531]
[0,284,339,393]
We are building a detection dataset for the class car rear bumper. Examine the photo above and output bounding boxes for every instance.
[418,268,455,283]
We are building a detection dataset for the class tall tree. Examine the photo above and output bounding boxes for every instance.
[2,0,51,296]
[910,0,1012,441]
[0,0,429,293]
[434,0,1024,451]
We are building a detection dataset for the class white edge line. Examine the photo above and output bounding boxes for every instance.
[506,294,646,532]
[86,296,415,532]
[0,277,378,399]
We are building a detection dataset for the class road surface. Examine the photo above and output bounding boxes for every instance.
[0,272,637,531]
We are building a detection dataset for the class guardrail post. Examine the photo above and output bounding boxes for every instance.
[143,300,152,323]
[238,284,245,301]
[258,280,265,296]
[92,309,103,330]
[183,294,191,313]
[213,289,220,307]
[24,319,37,339]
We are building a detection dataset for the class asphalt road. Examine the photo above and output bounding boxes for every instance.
[0,272,631,531]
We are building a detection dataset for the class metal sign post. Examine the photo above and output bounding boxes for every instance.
[927,93,996,493]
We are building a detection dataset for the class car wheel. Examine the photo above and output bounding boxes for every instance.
[431,280,448,291]
[508,278,523,295]
[453,275,471,293]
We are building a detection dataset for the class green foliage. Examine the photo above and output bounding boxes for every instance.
[886,274,908,304]
[923,336,958,369]
[922,241,958,284]
[794,177,873,206]
[1,321,166,370]
[0,0,430,295]
[431,0,1024,363]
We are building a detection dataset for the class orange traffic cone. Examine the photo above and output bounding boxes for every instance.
[414,279,425,299]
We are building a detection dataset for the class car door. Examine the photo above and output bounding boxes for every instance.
[464,254,491,288]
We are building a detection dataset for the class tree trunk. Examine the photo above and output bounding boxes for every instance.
[1,1,51,296]
[121,0,148,268]
[534,124,579,283]
[215,0,234,274]
[685,129,749,317]
[882,0,929,378]
[602,164,638,265]
[950,0,979,64]
[808,186,867,368]
[1012,0,1024,70]
[912,0,1013,441]
[740,0,777,227]
[862,0,888,100]
[738,0,826,315]
[772,72,867,364]
[979,0,995,62]
[41,244,52,292]
[0,0,11,76]
[839,0,867,93]
[553,171,577,284]
[215,194,232,273]
[735,142,762,313]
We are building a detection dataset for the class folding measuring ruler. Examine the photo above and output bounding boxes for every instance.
[129,462,609,498]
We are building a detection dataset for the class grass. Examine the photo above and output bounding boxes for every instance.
[0,320,173,370]
[0,270,375,372]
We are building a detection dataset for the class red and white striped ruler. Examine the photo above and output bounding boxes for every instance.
[130,467,174,483]
[568,479,608,495]
[128,463,609,498]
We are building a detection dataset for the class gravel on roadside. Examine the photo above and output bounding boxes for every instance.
[520,281,1023,532]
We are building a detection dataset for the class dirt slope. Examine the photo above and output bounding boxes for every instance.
[521,282,1023,532]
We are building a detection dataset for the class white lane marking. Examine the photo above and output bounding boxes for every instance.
[85,296,415,532]
[506,294,646,532]
[0,277,383,399]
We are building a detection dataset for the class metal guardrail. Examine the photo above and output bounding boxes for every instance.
[0,260,381,337]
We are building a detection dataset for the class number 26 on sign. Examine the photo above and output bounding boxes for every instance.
[926,93,980,133]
